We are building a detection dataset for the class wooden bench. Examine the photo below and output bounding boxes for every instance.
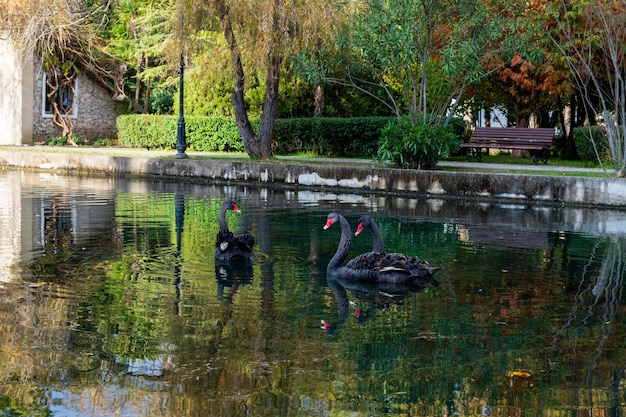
[460,127,555,164]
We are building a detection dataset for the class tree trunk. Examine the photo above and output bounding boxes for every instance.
[515,104,530,128]
[483,109,491,127]
[254,54,281,159]
[135,53,143,113]
[46,67,76,144]
[562,94,577,159]
[314,83,324,117]
[143,75,151,114]
[216,0,275,160]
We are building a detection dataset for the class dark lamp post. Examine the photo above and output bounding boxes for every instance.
[175,54,187,159]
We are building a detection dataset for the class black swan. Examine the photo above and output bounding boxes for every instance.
[215,200,255,262]
[323,212,437,284]
[354,215,436,271]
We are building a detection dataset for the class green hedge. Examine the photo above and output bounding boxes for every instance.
[117,115,393,156]
[573,125,610,162]
[117,115,252,152]
[117,114,464,158]
[272,117,393,157]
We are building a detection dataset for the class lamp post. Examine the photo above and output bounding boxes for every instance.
[175,54,187,159]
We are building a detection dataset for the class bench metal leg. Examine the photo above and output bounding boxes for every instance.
[532,149,549,165]
[464,148,482,162]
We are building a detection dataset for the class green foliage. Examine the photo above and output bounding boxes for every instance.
[46,135,84,146]
[376,117,461,169]
[573,126,610,162]
[93,138,118,147]
[185,116,256,152]
[342,0,528,119]
[150,87,174,114]
[183,37,240,117]
[46,136,69,146]
[117,115,176,149]
[103,0,178,114]
[272,117,393,157]
[446,116,468,143]
[117,114,391,155]
[117,114,255,151]
[184,45,389,119]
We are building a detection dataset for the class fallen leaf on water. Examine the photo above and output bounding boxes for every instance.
[507,370,532,378]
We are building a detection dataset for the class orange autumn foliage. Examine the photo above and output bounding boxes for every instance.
[493,53,569,127]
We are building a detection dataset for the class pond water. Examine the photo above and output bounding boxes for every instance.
[1,169,626,416]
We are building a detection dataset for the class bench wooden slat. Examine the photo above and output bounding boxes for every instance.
[462,127,554,164]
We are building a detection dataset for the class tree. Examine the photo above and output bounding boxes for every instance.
[182,0,343,159]
[104,0,177,114]
[1,0,126,144]
[329,0,529,126]
[488,53,570,128]
[549,0,626,176]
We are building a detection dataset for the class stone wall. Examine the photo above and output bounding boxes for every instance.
[1,148,626,208]
[32,69,120,142]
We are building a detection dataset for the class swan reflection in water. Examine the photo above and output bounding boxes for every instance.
[322,273,438,337]
[215,259,253,303]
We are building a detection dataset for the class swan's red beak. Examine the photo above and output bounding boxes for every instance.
[355,223,364,236]
[323,218,334,230]
[232,204,241,213]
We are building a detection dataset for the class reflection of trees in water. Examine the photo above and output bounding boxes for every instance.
[42,195,74,254]
[553,236,626,394]
[26,194,121,280]
[12,182,626,415]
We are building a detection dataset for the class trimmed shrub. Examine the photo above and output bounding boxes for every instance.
[573,125,610,162]
[117,115,177,149]
[272,117,393,157]
[185,116,254,152]
[117,115,256,152]
[118,115,392,155]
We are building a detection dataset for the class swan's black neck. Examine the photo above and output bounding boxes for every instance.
[219,204,230,233]
[328,214,352,271]
[369,219,385,253]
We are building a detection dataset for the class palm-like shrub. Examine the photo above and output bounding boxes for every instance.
[376,117,461,170]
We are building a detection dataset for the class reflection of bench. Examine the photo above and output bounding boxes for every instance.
[458,225,549,250]
[460,127,554,164]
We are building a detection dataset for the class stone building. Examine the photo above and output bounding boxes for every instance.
[0,38,123,146]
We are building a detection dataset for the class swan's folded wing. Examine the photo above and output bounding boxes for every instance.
[345,251,385,270]
[235,233,255,250]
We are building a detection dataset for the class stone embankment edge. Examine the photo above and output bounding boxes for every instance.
[1,148,625,208]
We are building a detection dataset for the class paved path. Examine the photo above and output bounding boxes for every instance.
[436,160,608,174]
[280,155,609,175]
